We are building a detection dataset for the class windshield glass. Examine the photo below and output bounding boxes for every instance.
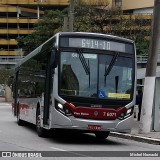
[60,51,133,100]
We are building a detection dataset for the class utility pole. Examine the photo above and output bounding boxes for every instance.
[63,16,69,32]
[69,0,75,32]
[139,0,160,133]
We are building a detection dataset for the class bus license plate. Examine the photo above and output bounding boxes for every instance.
[88,125,101,131]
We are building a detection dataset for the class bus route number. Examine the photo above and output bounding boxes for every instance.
[81,39,111,50]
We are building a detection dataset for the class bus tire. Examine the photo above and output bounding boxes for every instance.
[36,108,47,137]
[95,131,110,139]
[17,114,25,126]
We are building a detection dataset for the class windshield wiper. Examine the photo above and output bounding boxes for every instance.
[76,49,90,88]
[104,52,119,87]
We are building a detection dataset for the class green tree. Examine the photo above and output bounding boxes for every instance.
[0,69,13,86]
[110,14,150,56]
[18,2,151,56]
[74,0,111,33]
[17,1,110,55]
[18,10,65,55]
[74,1,151,56]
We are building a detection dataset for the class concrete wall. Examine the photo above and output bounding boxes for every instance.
[133,8,153,14]
[122,0,154,10]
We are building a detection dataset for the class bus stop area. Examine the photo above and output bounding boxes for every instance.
[110,118,160,145]
[111,66,160,145]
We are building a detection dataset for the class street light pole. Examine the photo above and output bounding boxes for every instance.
[139,0,160,133]
[69,0,75,32]
[63,16,69,32]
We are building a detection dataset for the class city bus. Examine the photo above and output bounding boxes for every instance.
[12,32,136,139]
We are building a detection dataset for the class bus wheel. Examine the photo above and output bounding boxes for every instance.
[36,108,47,137]
[95,131,110,140]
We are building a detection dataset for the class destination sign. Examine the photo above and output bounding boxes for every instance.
[60,37,134,54]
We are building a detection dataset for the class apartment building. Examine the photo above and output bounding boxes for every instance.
[0,0,107,68]
[111,0,154,13]
[0,0,69,68]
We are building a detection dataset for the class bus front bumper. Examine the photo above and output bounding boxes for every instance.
[52,110,134,133]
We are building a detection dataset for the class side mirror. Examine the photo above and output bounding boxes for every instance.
[50,49,58,68]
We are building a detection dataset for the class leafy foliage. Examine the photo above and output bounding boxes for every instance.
[18,1,151,56]
[74,3,150,55]
[18,10,65,55]
[74,0,112,33]
[0,69,13,86]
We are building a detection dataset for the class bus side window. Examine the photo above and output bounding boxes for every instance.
[50,49,57,68]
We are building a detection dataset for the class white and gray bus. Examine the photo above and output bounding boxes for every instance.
[12,32,136,139]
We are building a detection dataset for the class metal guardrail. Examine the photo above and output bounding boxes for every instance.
[137,55,148,63]
[137,55,160,63]
[0,56,24,65]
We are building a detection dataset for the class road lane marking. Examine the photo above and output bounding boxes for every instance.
[50,147,88,157]
[50,147,66,151]
[0,103,11,105]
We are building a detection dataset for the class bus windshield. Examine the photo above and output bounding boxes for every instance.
[60,51,133,100]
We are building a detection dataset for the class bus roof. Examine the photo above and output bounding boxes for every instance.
[15,34,56,70]
[58,32,134,43]
[15,32,134,70]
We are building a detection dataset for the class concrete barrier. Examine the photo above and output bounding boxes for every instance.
[5,85,12,102]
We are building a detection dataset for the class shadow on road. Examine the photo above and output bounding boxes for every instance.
[47,130,123,146]
[13,121,123,146]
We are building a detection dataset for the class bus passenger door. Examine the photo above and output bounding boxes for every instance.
[13,71,19,117]
[43,52,55,125]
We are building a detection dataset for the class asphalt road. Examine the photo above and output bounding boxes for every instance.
[0,102,160,160]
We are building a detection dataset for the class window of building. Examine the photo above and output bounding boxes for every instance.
[115,0,122,7]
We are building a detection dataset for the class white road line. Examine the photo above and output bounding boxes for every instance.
[50,147,67,151]
[50,147,88,157]
[0,103,11,106]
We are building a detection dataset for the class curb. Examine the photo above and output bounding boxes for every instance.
[110,132,160,145]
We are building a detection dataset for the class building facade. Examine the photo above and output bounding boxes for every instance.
[0,0,69,68]
[121,0,153,12]
[111,0,153,12]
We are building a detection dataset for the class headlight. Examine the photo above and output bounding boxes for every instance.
[57,103,63,109]
[55,101,72,116]
[117,107,134,120]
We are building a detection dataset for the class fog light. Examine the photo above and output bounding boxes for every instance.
[117,107,134,120]
[118,113,125,120]
[120,113,125,117]
[65,109,70,114]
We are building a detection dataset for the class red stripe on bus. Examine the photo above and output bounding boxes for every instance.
[65,102,126,120]
[19,103,29,110]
